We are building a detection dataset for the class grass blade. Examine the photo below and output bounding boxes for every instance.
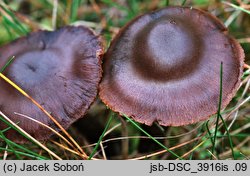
[219,115,235,159]
[181,0,187,6]
[88,112,114,159]
[0,56,15,73]
[0,72,88,159]
[2,20,15,40]
[206,120,215,147]
[222,1,250,15]
[123,114,181,159]
[0,112,62,160]
[0,131,21,159]
[14,112,75,150]
[166,0,169,6]
[188,124,204,159]
[0,3,28,35]
[52,0,58,29]
[211,62,223,159]
[70,0,81,22]
[0,147,45,159]
[0,134,48,160]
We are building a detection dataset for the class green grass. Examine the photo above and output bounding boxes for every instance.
[0,56,15,73]
[0,115,48,160]
[88,112,114,159]
[123,114,181,159]
[211,62,224,158]
[0,0,249,160]
[222,1,250,15]
[70,0,82,23]
[0,3,28,35]
[210,63,235,159]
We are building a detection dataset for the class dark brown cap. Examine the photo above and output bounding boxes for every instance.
[0,26,103,142]
[99,7,244,126]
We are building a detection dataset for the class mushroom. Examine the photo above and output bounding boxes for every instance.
[0,26,103,143]
[99,7,244,126]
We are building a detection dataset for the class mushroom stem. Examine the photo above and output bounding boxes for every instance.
[0,72,88,159]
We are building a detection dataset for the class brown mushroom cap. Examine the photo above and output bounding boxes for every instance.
[99,7,244,126]
[0,26,103,143]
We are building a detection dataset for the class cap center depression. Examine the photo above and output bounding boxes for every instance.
[8,50,60,86]
[132,16,203,81]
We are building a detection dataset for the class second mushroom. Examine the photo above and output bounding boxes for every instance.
[99,6,244,126]
[0,26,103,143]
